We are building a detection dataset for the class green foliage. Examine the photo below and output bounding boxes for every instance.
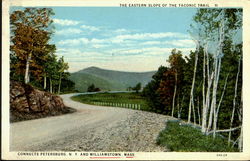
[70,67,155,92]
[10,8,75,94]
[10,8,55,82]
[157,120,238,152]
[132,83,141,93]
[71,92,150,111]
[69,72,124,92]
[87,84,101,92]
[142,66,168,114]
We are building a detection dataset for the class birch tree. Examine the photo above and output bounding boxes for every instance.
[192,8,242,137]
[10,8,55,84]
[188,42,199,123]
[57,56,69,94]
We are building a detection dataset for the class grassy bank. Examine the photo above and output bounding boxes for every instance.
[71,92,150,110]
[157,120,238,152]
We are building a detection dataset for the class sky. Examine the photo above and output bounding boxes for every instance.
[12,7,198,73]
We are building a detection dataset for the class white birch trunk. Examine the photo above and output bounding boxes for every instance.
[188,44,199,123]
[213,58,222,137]
[228,56,241,145]
[58,72,62,94]
[172,71,177,117]
[238,126,243,152]
[202,45,212,133]
[50,77,53,93]
[197,96,201,125]
[192,99,196,124]
[44,76,47,90]
[213,73,229,134]
[177,94,180,119]
[207,17,224,136]
[24,53,32,84]
[202,44,206,129]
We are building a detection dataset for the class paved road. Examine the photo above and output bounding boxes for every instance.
[10,93,173,151]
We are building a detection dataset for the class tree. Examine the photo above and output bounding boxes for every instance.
[57,56,69,94]
[132,83,141,93]
[10,8,55,84]
[45,53,58,93]
[142,66,168,113]
[192,8,242,145]
[157,69,175,115]
[162,49,186,117]
[87,84,100,92]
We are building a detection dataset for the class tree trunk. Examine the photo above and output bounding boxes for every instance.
[213,58,222,137]
[50,77,53,93]
[208,17,224,136]
[202,46,213,133]
[202,44,206,129]
[193,102,196,124]
[24,53,32,84]
[44,76,47,90]
[204,71,214,133]
[197,96,201,125]
[177,94,180,119]
[188,46,199,123]
[58,72,62,94]
[238,88,243,151]
[208,57,219,134]
[214,73,229,134]
[172,71,177,117]
[228,56,241,145]
[179,95,185,119]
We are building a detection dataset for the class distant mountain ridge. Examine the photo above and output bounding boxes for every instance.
[69,66,156,92]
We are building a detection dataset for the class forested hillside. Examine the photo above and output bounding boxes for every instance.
[70,67,155,92]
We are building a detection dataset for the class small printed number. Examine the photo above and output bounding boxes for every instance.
[217,154,227,157]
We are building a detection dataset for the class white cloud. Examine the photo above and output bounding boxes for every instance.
[57,48,104,57]
[166,39,196,48]
[56,28,83,35]
[113,28,130,34]
[141,41,161,45]
[109,47,195,57]
[140,39,195,48]
[80,25,100,31]
[92,44,108,49]
[90,38,106,44]
[58,38,89,46]
[57,46,195,73]
[113,32,189,41]
[53,18,80,26]
[56,32,195,51]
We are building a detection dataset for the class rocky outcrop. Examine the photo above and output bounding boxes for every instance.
[10,81,76,122]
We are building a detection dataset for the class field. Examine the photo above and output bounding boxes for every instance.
[71,92,150,111]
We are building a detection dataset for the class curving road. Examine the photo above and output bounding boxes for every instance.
[10,93,173,151]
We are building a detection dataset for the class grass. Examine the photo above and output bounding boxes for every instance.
[71,92,150,110]
[156,120,238,152]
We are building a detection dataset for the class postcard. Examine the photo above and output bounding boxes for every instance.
[2,0,250,160]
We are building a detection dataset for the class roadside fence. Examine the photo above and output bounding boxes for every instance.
[91,102,141,110]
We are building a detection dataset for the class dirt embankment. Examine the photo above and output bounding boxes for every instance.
[10,81,75,122]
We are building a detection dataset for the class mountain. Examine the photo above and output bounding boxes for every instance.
[69,67,156,92]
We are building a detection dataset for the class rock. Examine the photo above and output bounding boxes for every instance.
[10,81,75,122]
